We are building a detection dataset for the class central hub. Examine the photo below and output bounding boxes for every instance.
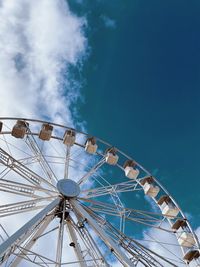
[57,179,80,198]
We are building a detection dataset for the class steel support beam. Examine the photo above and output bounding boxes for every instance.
[64,145,70,179]
[26,132,58,185]
[70,199,135,267]
[66,220,87,267]
[0,198,60,262]
[55,200,66,267]
[78,158,105,185]
[0,147,56,191]
[10,214,54,267]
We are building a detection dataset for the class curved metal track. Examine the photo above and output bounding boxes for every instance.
[0,117,198,267]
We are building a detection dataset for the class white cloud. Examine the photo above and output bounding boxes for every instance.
[0,0,87,126]
[1,1,199,266]
[0,1,89,266]
[101,15,116,29]
[195,227,200,238]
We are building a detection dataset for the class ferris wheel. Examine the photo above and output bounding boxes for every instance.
[0,117,199,267]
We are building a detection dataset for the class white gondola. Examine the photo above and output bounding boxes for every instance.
[172,219,187,232]
[85,137,97,154]
[123,160,139,179]
[125,166,139,179]
[184,250,200,263]
[63,129,75,146]
[0,117,199,267]
[178,232,196,247]
[172,220,196,248]
[105,148,119,165]
[141,177,160,197]
[11,120,28,139]
[157,196,179,217]
[39,124,53,141]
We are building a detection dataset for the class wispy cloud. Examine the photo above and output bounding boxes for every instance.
[0,1,89,265]
[101,15,116,29]
[0,0,87,125]
[1,1,199,266]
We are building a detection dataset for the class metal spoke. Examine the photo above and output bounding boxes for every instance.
[79,198,173,232]
[0,179,54,198]
[55,200,66,267]
[18,155,40,166]
[70,199,136,267]
[10,214,54,267]
[66,219,87,267]
[0,180,37,198]
[0,167,11,180]
[12,246,57,266]
[0,179,57,198]
[81,179,140,198]
[78,157,106,186]
[12,248,106,267]
[0,136,32,158]
[26,129,58,185]
[2,134,13,158]
[64,145,70,179]
[0,196,57,218]
[85,205,178,267]
[0,198,60,263]
[0,146,57,191]
[69,214,110,267]
[0,118,198,266]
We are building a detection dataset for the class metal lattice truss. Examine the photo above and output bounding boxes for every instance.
[0,118,199,267]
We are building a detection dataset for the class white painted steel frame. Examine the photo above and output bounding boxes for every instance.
[25,129,58,185]
[66,219,87,267]
[70,213,110,267]
[0,198,60,262]
[55,200,66,267]
[0,117,199,267]
[10,214,54,267]
[70,199,136,267]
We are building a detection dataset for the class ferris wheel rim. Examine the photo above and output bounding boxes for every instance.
[0,117,198,267]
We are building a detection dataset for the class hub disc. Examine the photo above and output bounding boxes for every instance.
[57,179,80,198]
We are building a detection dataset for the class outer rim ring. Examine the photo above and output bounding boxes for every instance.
[0,116,199,262]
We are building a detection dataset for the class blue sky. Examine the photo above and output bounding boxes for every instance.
[0,0,199,265]
[68,0,200,229]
